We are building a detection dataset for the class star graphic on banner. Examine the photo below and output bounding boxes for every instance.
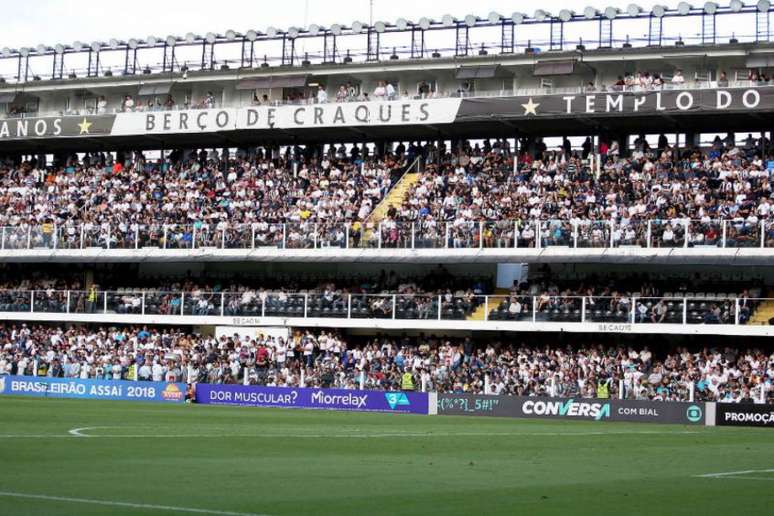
[521,98,540,116]
[77,117,93,134]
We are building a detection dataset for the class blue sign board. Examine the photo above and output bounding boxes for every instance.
[0,375,186,403]
[195,384,428,414]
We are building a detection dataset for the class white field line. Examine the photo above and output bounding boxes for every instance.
[713,476,774,481]
[0,435,75,438]
[0,428,703,439]
[0,491,269,516]
[69,426,113,437]
[696,469,774,479]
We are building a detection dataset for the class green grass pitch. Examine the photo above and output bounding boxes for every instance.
[0,397,772,515]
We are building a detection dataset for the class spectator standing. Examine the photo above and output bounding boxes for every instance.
[373,81,386,100]
[671,69,685,87]
[385,81,396,100]
[317,85,328,104]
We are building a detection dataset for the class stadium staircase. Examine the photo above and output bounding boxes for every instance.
[467,289,511,321]
[749,299,774,325]
[367,157,421,224]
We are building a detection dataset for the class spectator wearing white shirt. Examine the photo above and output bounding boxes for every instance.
[151,361,164,382]
[671,69,685,87]
[316,86,328,104]
[385,82,396,100]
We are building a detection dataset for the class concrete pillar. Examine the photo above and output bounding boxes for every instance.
[84,270,95,289]
[684,132,700,150]
[617,132,629,157]
[374,141,387,158]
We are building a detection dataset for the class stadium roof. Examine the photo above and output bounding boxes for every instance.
[2,2,773,82]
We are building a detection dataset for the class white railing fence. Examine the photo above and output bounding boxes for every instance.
[3,218,770,252]
[7,290,763,327]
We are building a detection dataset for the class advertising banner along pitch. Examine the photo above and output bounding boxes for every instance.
[437,394,612,421]
[0,375,186,403]
[610,399,705,425]
[195,384,428,414]
[437,393,705,424]
[716,403,774,427]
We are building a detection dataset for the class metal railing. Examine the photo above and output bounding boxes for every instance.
[2,290,762,326]
[3,219,772,252]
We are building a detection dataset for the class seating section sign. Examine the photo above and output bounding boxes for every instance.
[0,375,186,403]
[195,384,428,414]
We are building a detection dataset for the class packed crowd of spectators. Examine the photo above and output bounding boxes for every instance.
[0,149,401,249]
[0,133,773,251]
[0,324,770,404]
[380,133,774,249]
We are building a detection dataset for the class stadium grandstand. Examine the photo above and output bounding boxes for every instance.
[1,1,774,515]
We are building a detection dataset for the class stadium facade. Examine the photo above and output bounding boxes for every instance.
[0,2,772,409]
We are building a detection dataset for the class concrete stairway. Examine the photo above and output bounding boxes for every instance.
[367,172,420,224]
[467,289,511,321]
[749,299,774,325]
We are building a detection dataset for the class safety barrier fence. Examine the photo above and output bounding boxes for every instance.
[2,219,774,251]
[0,289,762,327]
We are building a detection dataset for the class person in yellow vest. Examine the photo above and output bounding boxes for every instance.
[41,220,54,248]
[350,221,362,247]
[86,285,99,313]
[596,378,610,399]
[127,363,137,381]
[401,370,415,391]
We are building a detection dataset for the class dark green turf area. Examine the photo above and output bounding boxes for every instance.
[0,397,772,515]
